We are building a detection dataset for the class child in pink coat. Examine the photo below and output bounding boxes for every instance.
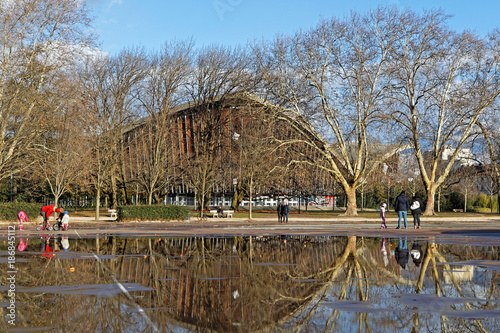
[380,203,387,229]
[17,211,28,230]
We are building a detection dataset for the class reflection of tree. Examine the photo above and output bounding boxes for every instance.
[2,236,499,332]
[413,241,491,333]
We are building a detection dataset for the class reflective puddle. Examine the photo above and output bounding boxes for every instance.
[1,234,500,332]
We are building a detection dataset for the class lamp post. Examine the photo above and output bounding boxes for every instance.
[408,177,414,197]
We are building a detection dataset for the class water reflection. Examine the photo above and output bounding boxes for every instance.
[1,235,499,332]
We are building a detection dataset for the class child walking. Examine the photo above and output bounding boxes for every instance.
[380,203,387,229]
[17,211,28,230]
[61,211,70,230]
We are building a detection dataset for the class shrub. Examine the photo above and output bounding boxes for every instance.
[0,203,41,221]
[116,205,190,222]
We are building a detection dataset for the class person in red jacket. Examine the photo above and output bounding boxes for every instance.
[40,205,60,230]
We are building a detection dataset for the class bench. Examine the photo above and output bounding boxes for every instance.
[108,209,117,218]
[209,210,218,218]
[223,210,234,218]
[452,209,464,213]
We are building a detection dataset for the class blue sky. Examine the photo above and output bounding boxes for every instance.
[89,0,500,54]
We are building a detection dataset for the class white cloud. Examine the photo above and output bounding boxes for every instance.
[107,0,123,11]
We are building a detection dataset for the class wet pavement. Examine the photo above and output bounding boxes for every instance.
[1,215,500,332]
[4,214,500,239]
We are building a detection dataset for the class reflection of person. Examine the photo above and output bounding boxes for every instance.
[395,237,409,269]
[17,211,28,231]
[394,191,410,229]
[282,198,289,223]
[410,196,423,229]
[61,236,69,252]
[410,242,423,267]
[379,203,387,229]
[40,205,60,230]
[380,238,389,266]
[277,202,283,223]
[41,236,54,258]
[17,238,28,251]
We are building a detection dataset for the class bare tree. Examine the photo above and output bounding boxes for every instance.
[0,0,95,182]
[233,101,277,219]
[132,40,193,205]
[183,45,253,214]
[478,119,500,213]
[37,98,91,207]
[389,10,500,215]
[78,48,147,220]
[255,7,402,215]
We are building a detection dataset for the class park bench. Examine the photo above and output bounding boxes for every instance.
[209,209,218,218]
[108,209,118,218]
[452,209,464,212]
[223,210,234,218]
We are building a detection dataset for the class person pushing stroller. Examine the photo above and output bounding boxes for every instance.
[40,205,60,230]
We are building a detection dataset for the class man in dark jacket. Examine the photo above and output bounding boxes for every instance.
[394,191,410,229]
[395,237,410,269]
[277,202,283,223]
[410,196,423,229]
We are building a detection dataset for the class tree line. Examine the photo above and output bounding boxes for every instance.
[1,1,499,218]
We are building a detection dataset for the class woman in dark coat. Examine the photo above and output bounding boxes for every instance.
[277,203,283,223]
[410,196,423,229]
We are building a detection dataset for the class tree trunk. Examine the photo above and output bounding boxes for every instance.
[437,187,441,213]
[95,187,101,221]
[200,179,206,217]
[344,186,357,216]
[111,172,118,208]
[464,188,468,213]
[249,178,253,220]
[423,185,437,216]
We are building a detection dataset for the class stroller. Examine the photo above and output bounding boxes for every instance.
[52,218,63,231]
[52,211,68,231]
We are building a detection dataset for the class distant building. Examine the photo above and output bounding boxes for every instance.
[441,145,477,167]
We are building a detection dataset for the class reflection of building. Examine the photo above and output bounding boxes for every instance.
[443,265,474,284]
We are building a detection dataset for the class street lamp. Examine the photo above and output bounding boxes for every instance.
[408,177,414,197]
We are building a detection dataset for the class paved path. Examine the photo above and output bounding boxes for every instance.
[3,215,500,245]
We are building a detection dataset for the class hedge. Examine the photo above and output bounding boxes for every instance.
[0,203,41,221]
[116,205,190,222]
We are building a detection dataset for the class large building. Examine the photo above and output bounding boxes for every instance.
[121,92,337,209]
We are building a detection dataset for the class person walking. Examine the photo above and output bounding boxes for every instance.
[61,210,70,231]
[410,196,423,229]
[282,198,289,223]
[394,191,410,229]
[17,211,28,230]
[379,203,387,229]
[277,202,283,223]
